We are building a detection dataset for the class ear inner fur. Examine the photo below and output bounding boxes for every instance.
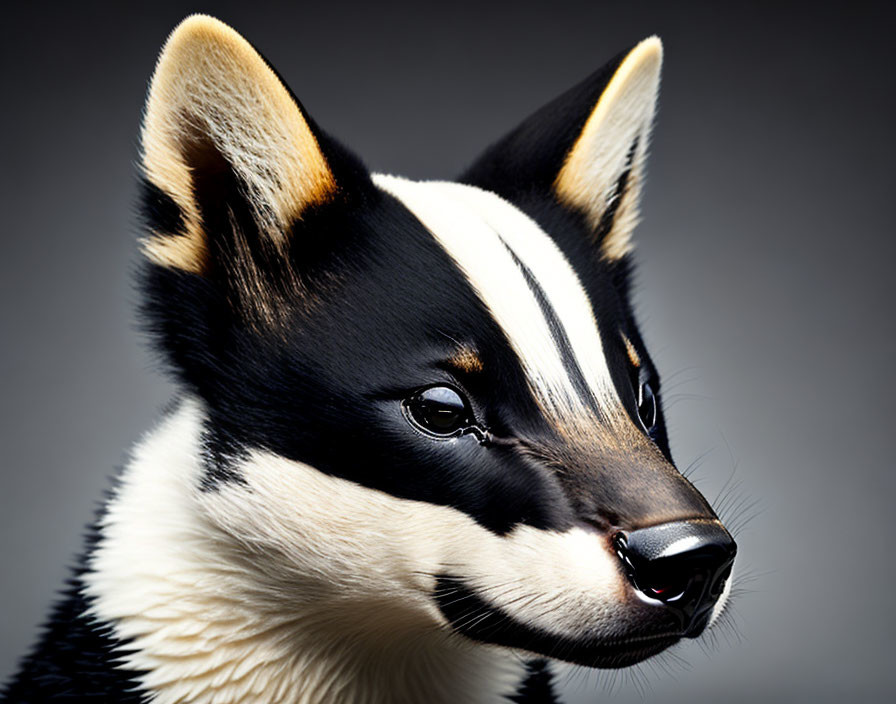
[140,14,337,274]
[554,37,662,261]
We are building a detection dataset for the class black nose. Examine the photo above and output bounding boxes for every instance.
[614,520,736,637]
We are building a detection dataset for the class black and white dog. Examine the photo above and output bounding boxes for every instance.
[3,15,736,704]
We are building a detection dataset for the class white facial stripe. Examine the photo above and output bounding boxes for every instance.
[374,174,623,428]
[375,174,580,420]
[439,182,624,419]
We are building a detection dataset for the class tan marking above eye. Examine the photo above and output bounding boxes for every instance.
[446,345,484,374]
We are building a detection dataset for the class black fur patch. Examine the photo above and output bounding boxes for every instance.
[1,514,148,702]
[1,581,148,703]
[138,177,185,237]
[199,420,249,492]
[508,660,557,703]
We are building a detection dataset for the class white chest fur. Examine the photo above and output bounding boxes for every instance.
[83,399,527,704]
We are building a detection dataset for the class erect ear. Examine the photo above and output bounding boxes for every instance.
[461,37,662,261]
[140,14,355,275]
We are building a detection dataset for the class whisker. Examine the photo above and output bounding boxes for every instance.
[681,446,717,480]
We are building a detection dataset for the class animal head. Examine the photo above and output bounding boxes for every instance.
[138,15,735,669]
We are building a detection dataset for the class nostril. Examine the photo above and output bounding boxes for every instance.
[613,532,693,604]
[638,569,693,604]
[614,521,736,636]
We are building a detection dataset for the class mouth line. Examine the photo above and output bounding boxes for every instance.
[599,631,683,649]
[434,574,681,668]
[592,632,681,666]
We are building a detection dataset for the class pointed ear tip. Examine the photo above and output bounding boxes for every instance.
[168,13,236,40]
[160,14,249,60]
[630,35,664,67]
[146,15,239,113]
[147,14,273,109]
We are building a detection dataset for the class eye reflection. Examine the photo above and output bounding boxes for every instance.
[404,386,471,437]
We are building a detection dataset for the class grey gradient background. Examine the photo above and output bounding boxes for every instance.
[1,1,894,701]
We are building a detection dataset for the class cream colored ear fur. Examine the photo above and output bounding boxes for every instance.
[141,14,336,273]
[554,37,662,260]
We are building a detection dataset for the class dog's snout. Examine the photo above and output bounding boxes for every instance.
[613,520,736,637]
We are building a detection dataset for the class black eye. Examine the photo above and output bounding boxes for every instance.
[404,386,471,437]
[637,381,658,432]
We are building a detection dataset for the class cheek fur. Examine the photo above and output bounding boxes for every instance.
[202,446,636,640]
[461,526,627,637]
[86,396,665,698]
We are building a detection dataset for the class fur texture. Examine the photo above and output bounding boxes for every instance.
[3,15,735,704]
